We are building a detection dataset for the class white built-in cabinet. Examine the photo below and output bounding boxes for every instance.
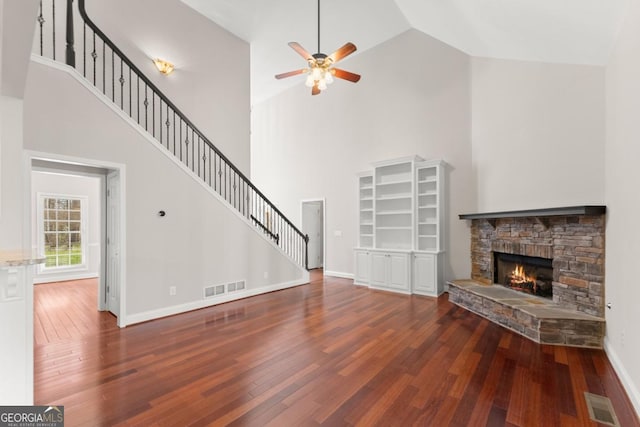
[354,156,445,297]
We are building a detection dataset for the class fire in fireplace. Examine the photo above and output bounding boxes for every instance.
[493,252,553,298]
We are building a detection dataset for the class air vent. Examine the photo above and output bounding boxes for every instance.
[204,281,245,299]
[584,392,620,426]
[204,284,227,299]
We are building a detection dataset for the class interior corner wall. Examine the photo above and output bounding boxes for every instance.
[604,0,640,414]
[23,61,304,320]
[251,29,473,281]
[471,57,606,212]
[31,171,101,283]
[84,0,251,175]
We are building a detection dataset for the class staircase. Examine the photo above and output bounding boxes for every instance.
[34,0,309,269]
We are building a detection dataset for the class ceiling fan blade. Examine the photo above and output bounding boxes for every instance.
[328,42,357,64]
[331,68,361,83]
[275,69,307,79]
[289,42,313,61]
[312,83,321,95]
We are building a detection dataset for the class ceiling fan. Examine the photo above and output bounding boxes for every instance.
[275,0,361,95]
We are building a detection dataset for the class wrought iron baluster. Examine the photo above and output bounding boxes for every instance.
[184,127,189,168]
[119,59,124,110]
[136,75,140,123]
[173,111,176,155]
[152,93,155,138]
[52,0,56,60]
[65,0,75,66]
[83,23,86,76]
[159,98,162,143]
[144,84,148,130]
[192,129,196,172]
[111,50,115,101]
[102,40,105,93]
[91,32,96,84]
[38,1,44,56]
[129,67,132,116]
[179,119,183,162]
[166,105,170,150]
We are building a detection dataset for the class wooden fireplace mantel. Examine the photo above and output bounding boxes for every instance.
[458,205,606,221]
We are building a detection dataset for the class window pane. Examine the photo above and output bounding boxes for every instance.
[56,199,69,210]
[57,233,69,250]
[41,196,84,270]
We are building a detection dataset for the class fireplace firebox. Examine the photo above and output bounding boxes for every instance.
[493,252,553,298]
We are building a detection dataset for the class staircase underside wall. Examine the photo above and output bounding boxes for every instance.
[23,60,307,323]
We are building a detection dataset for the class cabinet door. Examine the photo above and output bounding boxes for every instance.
[370,252,388,287]
[414,253,436,294]
[388,253,410,291]
[354,251,370,285]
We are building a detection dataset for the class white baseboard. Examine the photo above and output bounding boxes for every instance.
[125,278,307,326]
[323,270,354,280]
[34,272,99,284]
[603,337,640,418]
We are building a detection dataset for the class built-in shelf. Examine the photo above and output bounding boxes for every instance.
[377,210,412,215]
[376,194,412,201]
[377,226,412,230]
[459,205,606,220]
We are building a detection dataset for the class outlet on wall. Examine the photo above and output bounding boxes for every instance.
[169,286,176,296]
[263,271,269,279]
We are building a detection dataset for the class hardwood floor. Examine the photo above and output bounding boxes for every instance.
[34,272,639,426]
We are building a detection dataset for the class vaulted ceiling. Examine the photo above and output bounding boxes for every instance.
[181,0,628,104]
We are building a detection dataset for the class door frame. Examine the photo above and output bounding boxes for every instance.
[300,198,326,270]
[25,150,128,327]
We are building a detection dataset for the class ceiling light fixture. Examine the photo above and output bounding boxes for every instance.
[275,0,361,95]
[153,58,174,75]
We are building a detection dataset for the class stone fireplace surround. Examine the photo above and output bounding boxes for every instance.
[448,206,606,348]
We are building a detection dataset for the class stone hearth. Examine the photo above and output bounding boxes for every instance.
[452,206,606,348]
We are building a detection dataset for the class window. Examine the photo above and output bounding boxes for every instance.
[39,194,87,270]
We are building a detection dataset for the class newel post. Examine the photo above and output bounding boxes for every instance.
[304,234,310,270]
[65,0,75,67]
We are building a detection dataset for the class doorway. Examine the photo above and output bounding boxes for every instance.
[301,199,325,270]
[28,153,126,325]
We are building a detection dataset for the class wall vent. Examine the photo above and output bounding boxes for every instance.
[584,392,620,426]
[204,281,245,299]
[204,284,227,299]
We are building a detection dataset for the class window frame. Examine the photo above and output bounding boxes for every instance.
[37,193,89,273]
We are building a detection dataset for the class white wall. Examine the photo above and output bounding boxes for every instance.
[83,0,251,175]
[604,0,640,414]
[471,57,606,212]
[31,171,101,283]
[251,29,473,280]
[0,0,39,405]
[23,61,305,321]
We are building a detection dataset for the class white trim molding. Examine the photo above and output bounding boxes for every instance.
[323,270,354,280]
[126,278,309,326]
[604,336,640,418]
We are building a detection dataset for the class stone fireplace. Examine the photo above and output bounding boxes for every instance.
[448,206,606,348]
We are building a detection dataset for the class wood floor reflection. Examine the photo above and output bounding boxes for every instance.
[34,273,639,426]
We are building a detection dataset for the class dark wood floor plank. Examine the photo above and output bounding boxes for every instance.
[34,272,640,426]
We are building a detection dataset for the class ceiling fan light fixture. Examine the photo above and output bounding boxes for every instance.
[274,0,360,95]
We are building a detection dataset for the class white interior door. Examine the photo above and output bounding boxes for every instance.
[302,201,324,269]
[106,171,120,317]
